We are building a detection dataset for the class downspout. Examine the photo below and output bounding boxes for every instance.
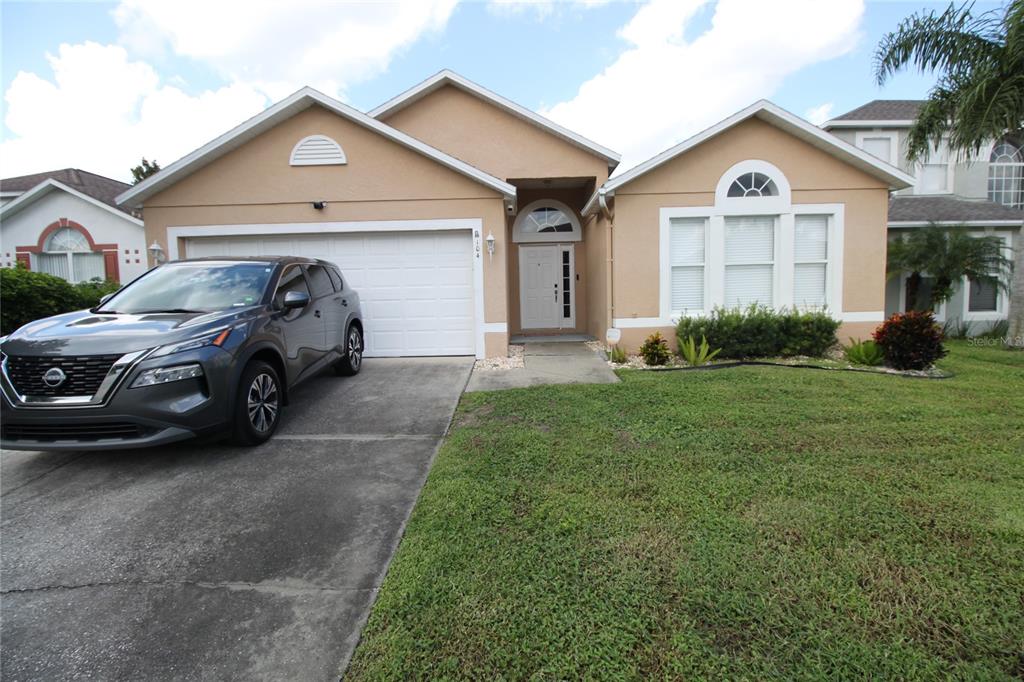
[598,188,614,333]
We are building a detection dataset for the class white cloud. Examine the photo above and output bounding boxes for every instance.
[0,42,267,181]
[486,0,611,20]
[542,0,864,173]
[113,0,458,100]
[805,102,834,126]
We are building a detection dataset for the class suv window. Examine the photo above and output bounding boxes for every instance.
[306,265,334,298]
[274,265,309,307]
[326,267,343,292]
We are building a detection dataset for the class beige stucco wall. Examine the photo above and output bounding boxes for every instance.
[380,85,611,184]
[608,116,891,351]
[141,104,511,356]
[584,213,609,341]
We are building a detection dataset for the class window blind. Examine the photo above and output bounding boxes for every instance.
[794,215,828,307]
[73,252,106,282]
[724,216,774,306]
[968,279,998,312]
[38,253,70,280]
[670,218,704,311]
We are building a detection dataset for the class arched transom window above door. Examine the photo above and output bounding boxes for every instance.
[513,199,582,243]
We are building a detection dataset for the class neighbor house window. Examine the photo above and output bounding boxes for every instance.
[793,215,829,308]
[988,138,1023,208]
[856,131,898,165]
[37,227,105,283]
[915,141,951,194]
[669,217,705,312]
[724,216,775,307]
[968,278,998,312]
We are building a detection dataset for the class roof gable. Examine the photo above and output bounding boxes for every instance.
[1,168,134,215]
[823,100,923,128]
[117,87,515,208]
[0,179,144,226]
[586,100,915,214]
[369,70,620,170]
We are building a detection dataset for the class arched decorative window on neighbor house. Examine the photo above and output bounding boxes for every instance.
[38,226,106,282]
[988,137,1023,208]
[512,200,582,242]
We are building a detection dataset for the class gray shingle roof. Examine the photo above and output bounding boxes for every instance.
[0,168,137,217]
[831,100,924,122]
[889,195,1023,223]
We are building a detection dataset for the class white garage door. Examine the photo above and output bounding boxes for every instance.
[185,230,476,357]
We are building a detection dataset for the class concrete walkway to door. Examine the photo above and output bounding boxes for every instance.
[466,341,619,392]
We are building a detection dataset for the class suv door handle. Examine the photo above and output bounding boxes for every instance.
[314,310,322,318]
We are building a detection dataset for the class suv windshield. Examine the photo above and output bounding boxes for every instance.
[96,262,275,314]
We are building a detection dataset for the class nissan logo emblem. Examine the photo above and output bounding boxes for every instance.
[42,367,67,388]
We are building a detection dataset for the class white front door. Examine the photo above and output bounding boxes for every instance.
[519,244,574,330]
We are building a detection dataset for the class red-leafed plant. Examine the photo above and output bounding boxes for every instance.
[872,311,948,370]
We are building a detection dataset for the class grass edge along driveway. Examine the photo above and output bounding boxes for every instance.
[347,342,1024,680]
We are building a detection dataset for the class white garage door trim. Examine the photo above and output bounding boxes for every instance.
[167,218,487,358]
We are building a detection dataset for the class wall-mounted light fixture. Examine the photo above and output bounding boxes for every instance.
[148,241,165,265]
[312,200,327,210]
[485,232,496,261]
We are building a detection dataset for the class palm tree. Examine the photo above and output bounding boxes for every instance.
[876,1,1023,343]
[887,226,1013,312]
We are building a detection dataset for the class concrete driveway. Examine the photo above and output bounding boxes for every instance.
[0,357,473,680]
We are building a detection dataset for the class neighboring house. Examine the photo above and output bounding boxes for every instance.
[0,169,147,284]
[117,70,912,359]
[824,101,1023,332]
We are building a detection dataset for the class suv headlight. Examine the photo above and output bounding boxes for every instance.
[150,328,232,358]
[130,363,204,388]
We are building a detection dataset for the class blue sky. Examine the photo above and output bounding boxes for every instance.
[0,0,973,182]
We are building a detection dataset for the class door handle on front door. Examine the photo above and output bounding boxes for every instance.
[553,283,558,301]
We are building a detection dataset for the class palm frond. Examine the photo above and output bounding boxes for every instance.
[874,3,1003,86]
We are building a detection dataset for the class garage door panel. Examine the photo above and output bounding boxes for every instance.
[186,229,477,357]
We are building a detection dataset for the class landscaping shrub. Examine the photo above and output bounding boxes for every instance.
[678,334,721,366]
[843,338,884,366]
[639,331,671,366]
[0,266,120,335]
[607,345,627,363]
[872,311,948,370]
[675,306,840,359]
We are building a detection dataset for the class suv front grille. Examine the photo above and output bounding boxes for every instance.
[4,354,121,397]
[2,422,147,442]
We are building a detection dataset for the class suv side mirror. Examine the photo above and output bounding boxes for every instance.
[282,290,310,309]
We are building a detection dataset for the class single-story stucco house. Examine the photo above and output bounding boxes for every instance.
[1,169,147,284]
[117,70,914,358]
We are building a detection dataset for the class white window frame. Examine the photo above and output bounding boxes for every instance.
[913,137,954,195]
[658,161,845,322]
[962,231,1012,322]
[855,130,899,166]
[792,213,833,311]
[723,215,779,309]
[666,217,711,315]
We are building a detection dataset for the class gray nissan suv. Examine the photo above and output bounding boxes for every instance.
[0,257,363,450]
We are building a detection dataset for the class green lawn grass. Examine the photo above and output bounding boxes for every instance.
[347,342,1024,680]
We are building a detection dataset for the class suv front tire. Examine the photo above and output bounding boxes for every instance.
[232,360,281,445]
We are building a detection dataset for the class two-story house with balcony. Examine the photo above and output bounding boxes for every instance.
[824,100,1023,333]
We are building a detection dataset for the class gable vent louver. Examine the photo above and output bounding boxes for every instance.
[290,135,347,166]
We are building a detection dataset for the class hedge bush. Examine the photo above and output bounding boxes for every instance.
[872,311,947,370]
[1,266,120,335]
[675,306,840,359]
